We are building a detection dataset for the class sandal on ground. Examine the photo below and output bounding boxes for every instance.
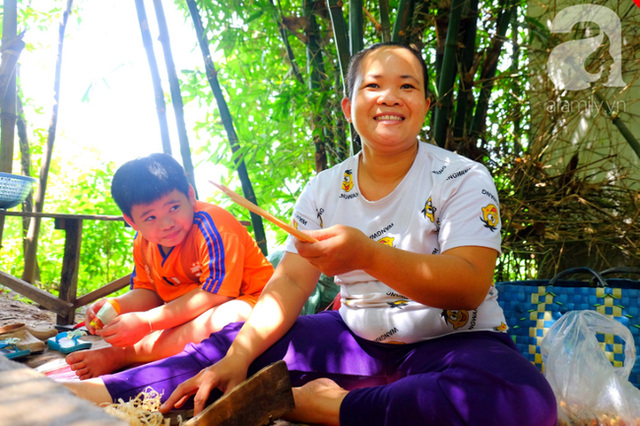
[0,328,45,353]
[0,338,31,360]
[0,323,58,341]
[47,331,92,354]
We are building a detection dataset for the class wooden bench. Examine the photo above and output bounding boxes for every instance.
[0,211,131,325]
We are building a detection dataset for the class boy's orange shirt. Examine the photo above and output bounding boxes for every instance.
[130,201,273,305]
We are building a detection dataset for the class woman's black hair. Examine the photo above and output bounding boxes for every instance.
[345,42,429,100]
[111,153,190,218]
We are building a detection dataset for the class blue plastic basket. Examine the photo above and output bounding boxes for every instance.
[0,172,37,210]
[496,267,640,390]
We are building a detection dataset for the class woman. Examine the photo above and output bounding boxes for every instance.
[67,43,557,426]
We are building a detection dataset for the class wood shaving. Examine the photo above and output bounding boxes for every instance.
[101,387,182,426]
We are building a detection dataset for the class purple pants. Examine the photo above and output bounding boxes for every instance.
[103,311,556,426]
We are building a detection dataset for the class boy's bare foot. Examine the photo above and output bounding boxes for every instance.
[66,346,129,380]
[284,378,348,426]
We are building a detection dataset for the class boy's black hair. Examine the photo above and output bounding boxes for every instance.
[111,153,190,218]
[345,42,429,101]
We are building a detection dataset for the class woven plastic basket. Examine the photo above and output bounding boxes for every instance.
[0,172,37,210]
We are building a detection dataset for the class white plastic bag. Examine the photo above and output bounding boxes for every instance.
[541,310,640,426]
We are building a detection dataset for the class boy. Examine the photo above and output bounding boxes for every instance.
[65,153,273,380]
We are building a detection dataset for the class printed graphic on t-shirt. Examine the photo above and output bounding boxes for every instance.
[375,327,399,342]
[480,204,499,232]
[387,300,408,309]
[144,265,155,284]
[482,188,499,204]
[163,276,181,286]
[442,309,469,329]
[495,322,508,332]
[190,262,202,278]
[342,169,354,192]
[316,207,324,228]
[421,197,436,222]
[377,236,395,247]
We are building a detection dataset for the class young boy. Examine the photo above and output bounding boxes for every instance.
[65,153,273,380]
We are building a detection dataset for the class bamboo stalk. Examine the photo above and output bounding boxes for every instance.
[304,0,328,173]
[152,0,198,197]
[134,0,171,155]
[432,0,465,148]
[272,0,304,84]
[469,0,516,144]
[391,0,410,42]
[349,0,363,55]
[0,0,18,248]
[325,0,358,155]
[452,0,479,141]
[186,0,268,255]
[23,0,73,284]
[210,181,318,243]
[325,0,350,94]
[378,0,391,42]
[593,90,640,160]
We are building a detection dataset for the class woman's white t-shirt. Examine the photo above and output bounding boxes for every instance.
[285,142,507,344]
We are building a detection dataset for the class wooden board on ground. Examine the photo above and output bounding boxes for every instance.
[185,360,295,426]
[0,355,127,426]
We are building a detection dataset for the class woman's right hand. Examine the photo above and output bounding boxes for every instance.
[160,354,251,415]
[85,299,108,334]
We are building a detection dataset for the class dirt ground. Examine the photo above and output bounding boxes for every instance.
[0,287,60,328]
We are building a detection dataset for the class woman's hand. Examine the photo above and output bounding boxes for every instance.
[85,299,108,335]
[96,312,150,346]
[160,355,251,415]
[294,225,375,276]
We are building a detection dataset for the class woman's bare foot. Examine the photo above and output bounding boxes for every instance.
[66,346,129,380]
[284,378,348,426]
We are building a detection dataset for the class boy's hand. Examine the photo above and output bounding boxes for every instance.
[96,312,150,347]
[160,354,251,415]
[85,299,108,335]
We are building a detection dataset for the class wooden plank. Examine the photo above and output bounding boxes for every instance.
[74,274,131,309]
[0,210,124,221]
[0,355,128,426]
[55,218,82,325]
[0,271,72,317]
[185,361,295,426]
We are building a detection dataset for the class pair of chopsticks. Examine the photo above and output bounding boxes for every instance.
[209,181,318,243]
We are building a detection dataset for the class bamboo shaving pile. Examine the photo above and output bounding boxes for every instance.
[101,387,182,426]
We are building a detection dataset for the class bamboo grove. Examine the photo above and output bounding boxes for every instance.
[183,0,640,280]
[1,0,639,293]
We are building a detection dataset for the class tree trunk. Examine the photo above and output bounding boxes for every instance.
[0,0,19,248]
[22,0,73,284]
[151,0,198,197]
[186,0,268,256]
[134,0,171,155]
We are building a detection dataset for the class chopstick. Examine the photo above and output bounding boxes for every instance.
[210,181,318,243]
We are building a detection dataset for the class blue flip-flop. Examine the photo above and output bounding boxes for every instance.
[0,337,31,360]
[47,331,92,354]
